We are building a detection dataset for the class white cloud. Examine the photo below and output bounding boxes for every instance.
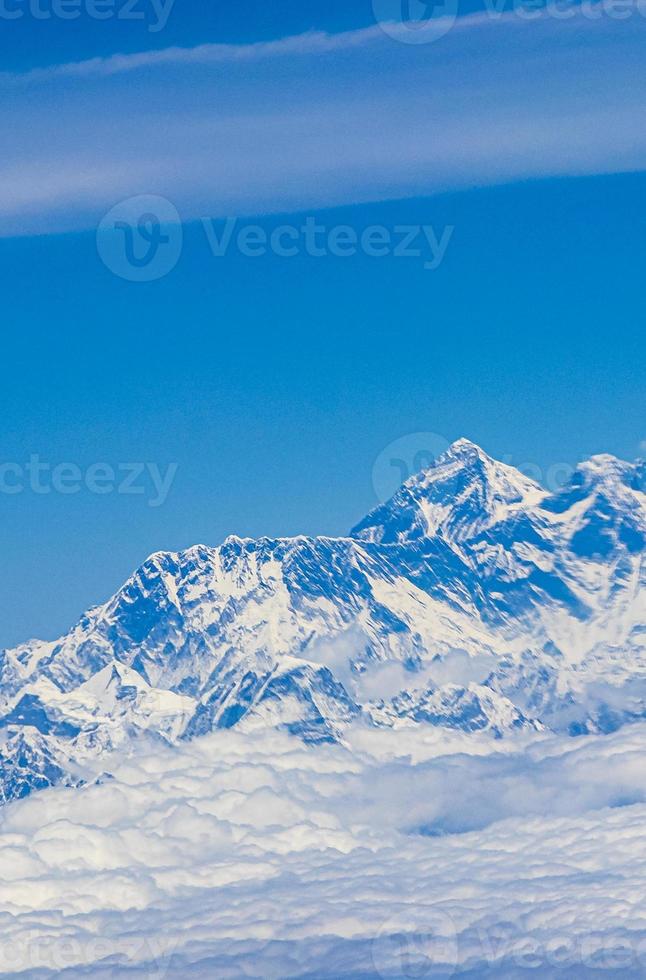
[2,13,646,236]
[0,14,506,85]
[2,723,646,976]
[1,25,388,84]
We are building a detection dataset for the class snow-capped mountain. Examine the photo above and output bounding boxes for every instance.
[1,438,645,802]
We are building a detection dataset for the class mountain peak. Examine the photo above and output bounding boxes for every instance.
[577,453,640,486]
[352,440,541,545]
[443,438,491,462]
[2,437,646,806]
[541,454,646,511]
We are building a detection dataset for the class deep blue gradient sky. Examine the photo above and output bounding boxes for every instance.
[2,3,646,647]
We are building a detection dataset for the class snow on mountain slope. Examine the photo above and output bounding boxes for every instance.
[367,682,542,738]
[352,437,545,546]
[1,439,645,802]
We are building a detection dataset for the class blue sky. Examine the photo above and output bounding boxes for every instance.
[1,1,646,647]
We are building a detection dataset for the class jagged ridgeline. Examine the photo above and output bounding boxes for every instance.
[2,440,645,802]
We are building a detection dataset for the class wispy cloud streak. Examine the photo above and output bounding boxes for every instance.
[2,13,646,235]
[1,15,496,84]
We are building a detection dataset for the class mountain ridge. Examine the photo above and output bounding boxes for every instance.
[1,439,645,802]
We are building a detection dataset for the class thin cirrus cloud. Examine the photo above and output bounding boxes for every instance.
[1,19,488,82]
[2,11,646,236]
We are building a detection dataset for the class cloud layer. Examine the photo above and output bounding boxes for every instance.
[3,723,646,977]
[3,12,646,236]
